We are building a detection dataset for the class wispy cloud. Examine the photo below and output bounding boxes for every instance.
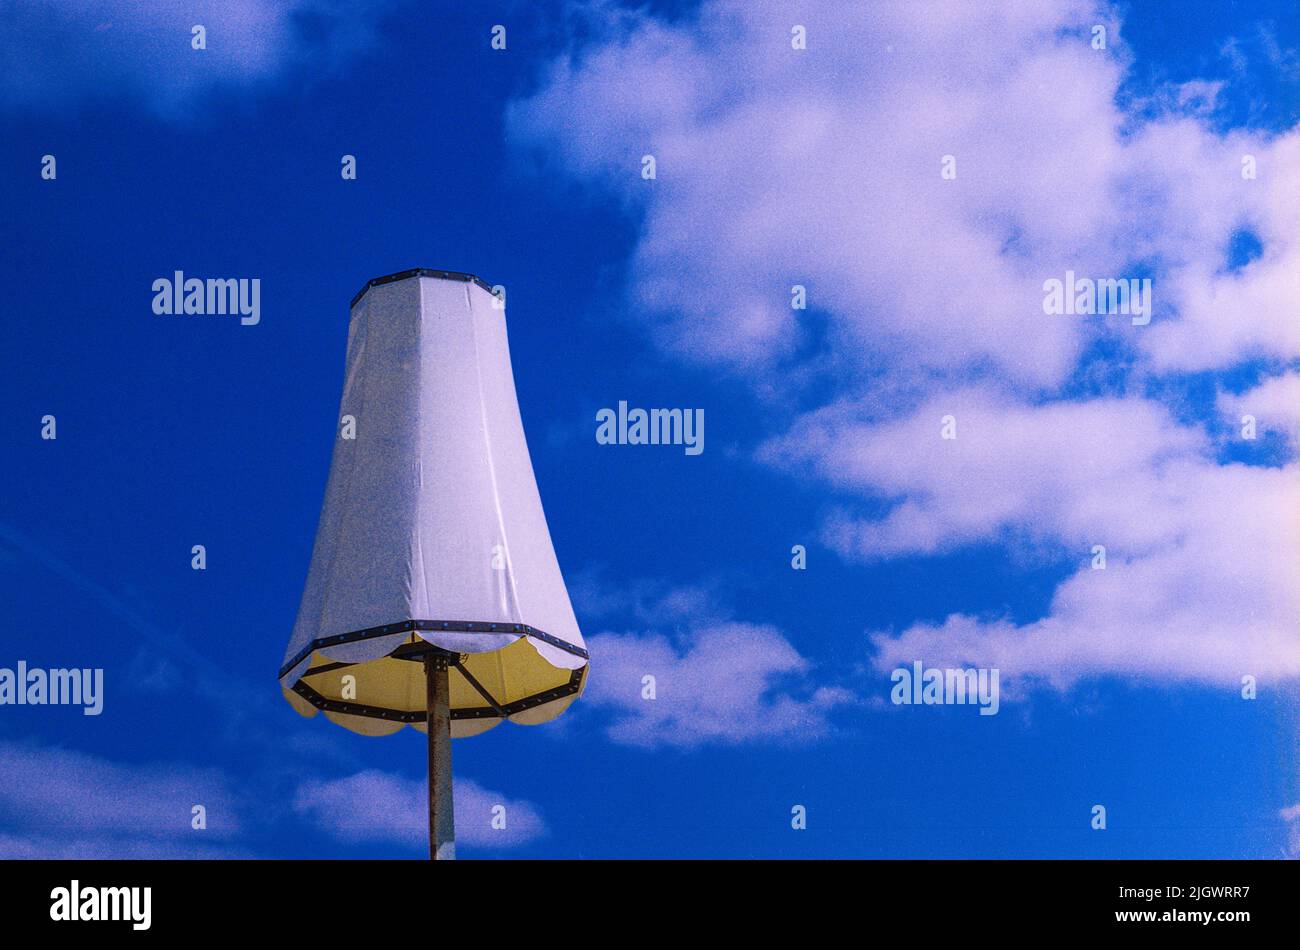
[0,739,249,858]
[761,390,1206,561]
[586,621,854,749]
[576,582,854,749]
[0,520,365,769]
[1282,803,1300,858]
[0,0,398,118]
[570,568,731,628]
[293,771,547,850]
[1219,372,1300,443]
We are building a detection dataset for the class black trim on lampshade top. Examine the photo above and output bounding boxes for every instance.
[350,268,498,308]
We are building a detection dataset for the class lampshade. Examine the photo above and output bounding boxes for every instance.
[279,269,588,740]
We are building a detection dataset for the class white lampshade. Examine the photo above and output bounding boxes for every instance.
[279,269,588,738]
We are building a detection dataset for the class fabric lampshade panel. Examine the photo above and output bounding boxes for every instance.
[279,270,588,738]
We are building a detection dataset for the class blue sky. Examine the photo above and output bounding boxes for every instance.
[1,0,1297,858]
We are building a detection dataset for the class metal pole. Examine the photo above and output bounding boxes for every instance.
[426,651,455,860]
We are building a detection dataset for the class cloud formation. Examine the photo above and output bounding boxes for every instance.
[513,1,1300,390]
[0,0,396,117]
[0,739,246,858]
[761,389,1205,560]
[587,622,853,748]
[1219,371,1300,442]
[1282,803,1300,858]
[762,387,1300,685]
[293,771,547,849]
[512,0,1300,692]
[579,583,853,749]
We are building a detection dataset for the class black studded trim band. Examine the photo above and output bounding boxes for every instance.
[288,665,585,724]
[278,618,588,681]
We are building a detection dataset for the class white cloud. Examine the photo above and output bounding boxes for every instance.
[585,620,854,749]
[293,771,547,850]
[763,388,1300,684]
[0,0,397,117]
[761,388,1205,560]
[569,568,731,628]
[0,833,251,859]
[513,0,1300,692]
[1282,803,1300,858]
[512,0,1300,392]
[0,739,245,858]
[1219,371,1300,443]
